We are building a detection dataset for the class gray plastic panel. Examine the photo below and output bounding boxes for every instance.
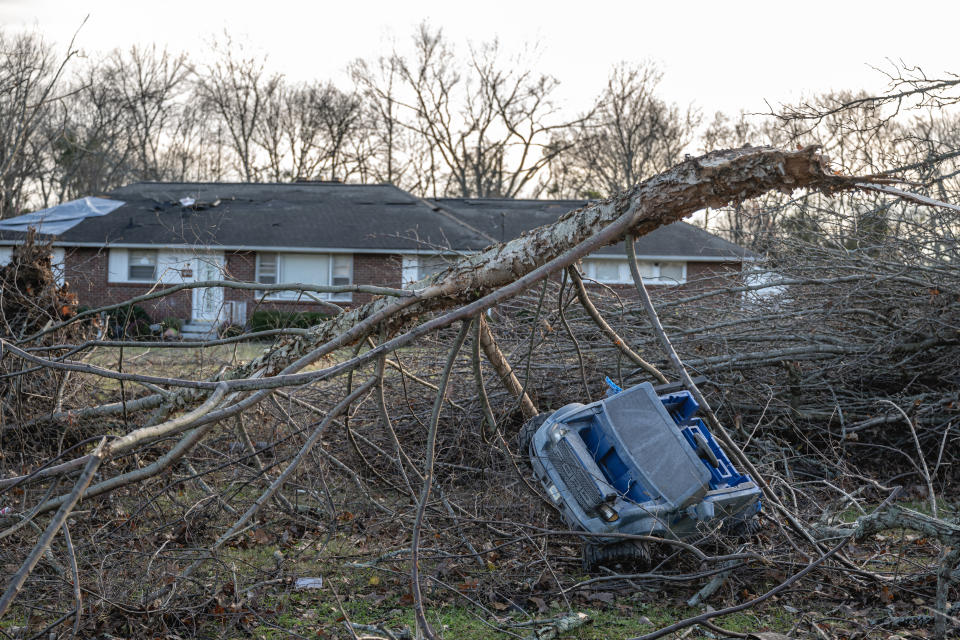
[548,439,605,514]
[601,383,710,508]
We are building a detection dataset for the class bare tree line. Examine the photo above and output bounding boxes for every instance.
[0,24,704,218]
[0,22,959,636]
[6,24,960,268]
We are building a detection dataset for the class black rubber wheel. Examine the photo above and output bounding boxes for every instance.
[516,413,549,454]
[582,540,652,571]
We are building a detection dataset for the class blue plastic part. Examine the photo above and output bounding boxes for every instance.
[679,419,751,489]
[654,388,754,491]
[659,390,700,423]
[604,376,623,396]
[578,422,652,503]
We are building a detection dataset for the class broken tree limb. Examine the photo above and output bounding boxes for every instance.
[687,559,738,606]
[472,317,499,440]
[847,504,960,545]
[520,612,590,640]
[567,265,667,383]
[477,315,538,419]
[0,437,105,619]
[26,146,844,428]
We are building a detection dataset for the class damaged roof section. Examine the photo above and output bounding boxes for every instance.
[47,182,492,252]
[0,197,124,236]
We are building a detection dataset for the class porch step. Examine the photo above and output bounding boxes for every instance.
[180,322,218,341]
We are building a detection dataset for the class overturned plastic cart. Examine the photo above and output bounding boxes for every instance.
[518,379,762,569]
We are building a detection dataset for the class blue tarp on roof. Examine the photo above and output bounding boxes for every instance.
[0,197,124,235]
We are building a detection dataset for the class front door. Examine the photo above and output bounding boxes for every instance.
[191,253,225,323]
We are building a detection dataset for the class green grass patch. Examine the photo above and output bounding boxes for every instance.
[237,583,799,640]
[838,497,955,523]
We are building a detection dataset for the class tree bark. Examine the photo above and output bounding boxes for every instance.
[9,146,855,515]
[477,315,538,419]
[168,146,844,406]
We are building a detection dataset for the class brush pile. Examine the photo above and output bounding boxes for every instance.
[0,230,79,340]
[0,230,94,439]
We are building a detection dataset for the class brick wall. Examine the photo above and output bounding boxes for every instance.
[65,248,191,322]
[224,251,255,299]
[63,248,740,324]
[682,261,742,295]
[353,253,402,304]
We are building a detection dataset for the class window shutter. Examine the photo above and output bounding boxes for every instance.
[107,249,127,282]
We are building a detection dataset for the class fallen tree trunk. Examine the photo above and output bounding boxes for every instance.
[18,146,848,429]
[219,146,846,381]
[3,146,871,521]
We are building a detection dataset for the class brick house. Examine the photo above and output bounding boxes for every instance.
[0,182,751,334]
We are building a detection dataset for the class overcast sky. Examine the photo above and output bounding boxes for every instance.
[2,0,957,118]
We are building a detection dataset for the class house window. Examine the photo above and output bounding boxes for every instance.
[331,254,351,287]
[257,253,278,286]
[659,262,685,284]
[581,258,686,285]
[402,254,453,288]
[593,260,624,283]
[417,255,450,281]
[256,252,353,302]
[127,250,157,281]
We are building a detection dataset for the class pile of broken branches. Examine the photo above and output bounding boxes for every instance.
[0,147,958,640]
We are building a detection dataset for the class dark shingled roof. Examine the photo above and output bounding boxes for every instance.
[27,182,493,252]
[0,183,751,260]
[431,198,752,259]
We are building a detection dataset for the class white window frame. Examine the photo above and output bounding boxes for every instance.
[581,258,686,285]
[127,249,158,282]
[256,252,353,302]
[401,254,455,289]
[256,252,278,289]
